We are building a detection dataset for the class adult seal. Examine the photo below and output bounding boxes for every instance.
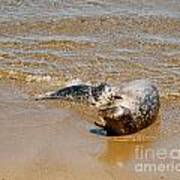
[36,79,160,136]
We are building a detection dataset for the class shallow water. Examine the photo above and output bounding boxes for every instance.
[0,0,180,179]
[0,0,179,96]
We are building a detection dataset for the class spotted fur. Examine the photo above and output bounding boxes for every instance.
[98,80,160,135]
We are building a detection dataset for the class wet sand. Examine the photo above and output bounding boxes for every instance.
[0,0,179,179]
[0,80,180,180]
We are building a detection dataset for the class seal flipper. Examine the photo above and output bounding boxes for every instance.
[94,117,106,128]
[97,106,136,135]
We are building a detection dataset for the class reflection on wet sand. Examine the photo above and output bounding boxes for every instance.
[99,141,149,165]
[97,119,161,165]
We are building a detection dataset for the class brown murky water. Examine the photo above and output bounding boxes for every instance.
[0,0,180,179]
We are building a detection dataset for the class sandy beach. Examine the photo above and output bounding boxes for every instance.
[0,0,179,179]
[0,79,179,180]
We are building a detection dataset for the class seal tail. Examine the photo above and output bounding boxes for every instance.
[34,91,62,101]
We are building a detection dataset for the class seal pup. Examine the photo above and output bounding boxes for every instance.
[35,79,160,136]
[35,80,115,106]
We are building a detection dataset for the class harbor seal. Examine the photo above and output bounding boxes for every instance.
[36,79,160,136]
[97,80,160,135]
